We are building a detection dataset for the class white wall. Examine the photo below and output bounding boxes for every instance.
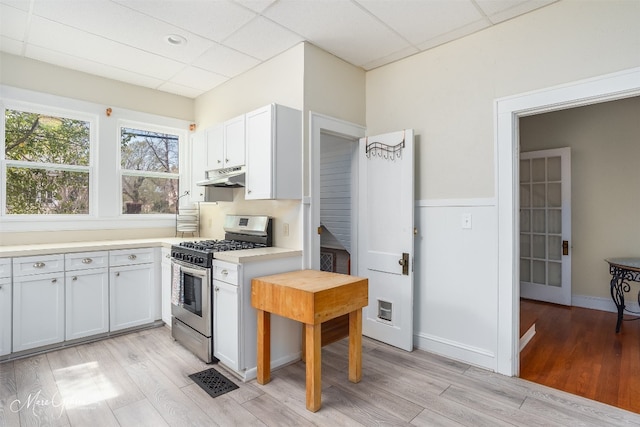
[366,1,640,370]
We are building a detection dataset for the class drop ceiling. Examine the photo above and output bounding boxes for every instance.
[0,0,557,98]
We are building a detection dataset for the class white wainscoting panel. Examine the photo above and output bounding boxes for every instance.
[413,199,499,371]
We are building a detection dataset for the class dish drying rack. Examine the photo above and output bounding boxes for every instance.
[176,192,200,237]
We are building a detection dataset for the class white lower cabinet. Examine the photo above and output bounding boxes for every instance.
[109,248,156,332]
[13,271,65,353]
[0,278,12,356]
[213,274,239,371]
[66,267,109,340]
[65,251,109,340]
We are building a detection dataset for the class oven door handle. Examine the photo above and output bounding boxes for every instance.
[172,259,209,278]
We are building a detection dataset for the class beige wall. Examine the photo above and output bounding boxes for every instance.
[520,96,640,300]
[365,0,640,200]
[0,53,194,121]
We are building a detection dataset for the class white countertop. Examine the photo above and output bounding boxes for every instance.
[0,238,301,263]
[213,247,302,264]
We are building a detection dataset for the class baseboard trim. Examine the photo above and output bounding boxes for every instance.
[519,323,536,352]
[572,294,640,314]
[414,332,496,371]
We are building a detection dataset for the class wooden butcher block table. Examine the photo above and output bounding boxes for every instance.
[251,269,368,412]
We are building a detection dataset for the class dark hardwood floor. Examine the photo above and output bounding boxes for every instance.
[520,299,640,414]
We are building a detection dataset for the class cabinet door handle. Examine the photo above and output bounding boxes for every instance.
[215,287,220,292]
[51,278,57,284]
[82,258,93,264]
[165,254,170,259]
[128,254,137,260]
[247,190,252,194]
[115,272,120,277]
[72,276,78,281]
[221,269,228,276]
[33,262,46,268]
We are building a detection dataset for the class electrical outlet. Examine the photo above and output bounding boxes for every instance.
[283,223,290,237]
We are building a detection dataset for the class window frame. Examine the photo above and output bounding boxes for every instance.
[0,85,191,233]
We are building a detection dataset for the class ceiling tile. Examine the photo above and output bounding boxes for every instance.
[168,66,228,92]
[264,0,410,67]
[31,0,214,63]
[0,3,29,40]
[192,43,260,77]
[27,16,185,80]
[156,81,204,98]
[355,0,484,46]
[112,0,257,42]
[232,0,276,14]
[480,0,557,24]
[222,16,303,61]
[0,0,30,11]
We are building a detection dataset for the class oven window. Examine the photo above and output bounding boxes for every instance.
[182,272,202,316]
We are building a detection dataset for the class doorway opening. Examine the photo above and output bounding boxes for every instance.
[307,112,365,271]
[495,66,640,377]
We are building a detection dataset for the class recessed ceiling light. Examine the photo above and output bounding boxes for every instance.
[164,34,187,46]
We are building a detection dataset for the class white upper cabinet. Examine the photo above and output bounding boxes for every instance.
[245,104,302,200]
[206,115,245,171]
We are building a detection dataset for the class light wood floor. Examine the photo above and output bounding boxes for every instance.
[520,299,640,414]
[2,325,640,427]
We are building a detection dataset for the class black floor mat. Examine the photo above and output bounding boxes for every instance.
[189,367,239,398]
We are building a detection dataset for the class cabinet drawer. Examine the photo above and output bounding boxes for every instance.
[65,251,109,271]
[0,258,11,279]
[109,248,155,267]
[213,260,239,285]
[13,254,64,277]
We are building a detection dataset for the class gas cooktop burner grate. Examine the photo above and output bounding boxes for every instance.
[179,239,266,252]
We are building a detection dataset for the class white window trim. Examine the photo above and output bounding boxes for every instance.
[0,85,191,233]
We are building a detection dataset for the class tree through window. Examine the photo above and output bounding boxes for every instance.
[120,127,179,214]
[4,109,91,214]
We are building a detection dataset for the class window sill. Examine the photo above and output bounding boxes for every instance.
[0,215,177,233]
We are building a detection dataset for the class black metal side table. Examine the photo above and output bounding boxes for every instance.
[606,257,640,332]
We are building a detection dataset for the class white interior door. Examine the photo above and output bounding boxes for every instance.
[520,147,572,305]
[357,129,414,351]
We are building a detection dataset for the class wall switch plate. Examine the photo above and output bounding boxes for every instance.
[283,223,290,236]
[461,213,472,229]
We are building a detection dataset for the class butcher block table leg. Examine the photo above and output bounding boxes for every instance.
[256,309,271,385]
[306,323,322,412]
[349,308,363,383]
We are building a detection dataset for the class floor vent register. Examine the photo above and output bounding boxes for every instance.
[189,367,239,398]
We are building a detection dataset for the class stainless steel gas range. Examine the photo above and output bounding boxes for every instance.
[170,214,272,363]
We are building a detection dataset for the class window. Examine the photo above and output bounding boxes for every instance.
[120,126,179,215]
[3,108,92,215]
